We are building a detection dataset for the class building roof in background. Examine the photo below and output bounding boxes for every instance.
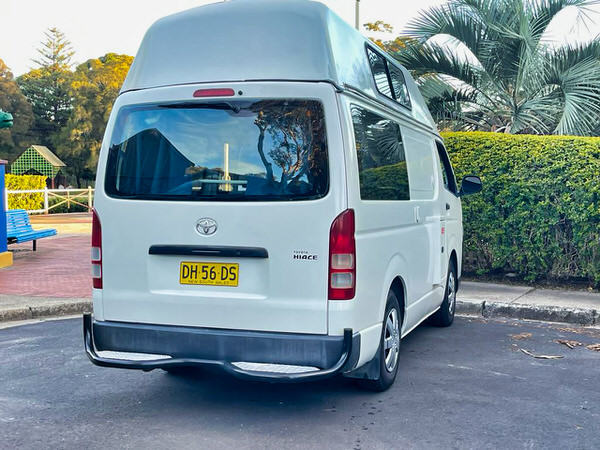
[10,145,66,178]
[30,145,66,168]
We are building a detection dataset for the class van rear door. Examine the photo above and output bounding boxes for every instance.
[95,85,345,335]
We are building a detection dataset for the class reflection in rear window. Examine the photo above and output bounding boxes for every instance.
[105,100,328,201]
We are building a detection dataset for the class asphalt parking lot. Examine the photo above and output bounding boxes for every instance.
[1,316,599,449]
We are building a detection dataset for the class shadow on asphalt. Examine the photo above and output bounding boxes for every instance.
[92,322,438,410]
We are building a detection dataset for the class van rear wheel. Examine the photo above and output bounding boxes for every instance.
[429,259,457,327]
[357,291,401,392]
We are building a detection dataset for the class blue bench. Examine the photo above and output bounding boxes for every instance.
[6,209,57,251]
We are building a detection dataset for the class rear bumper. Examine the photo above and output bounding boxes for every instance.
[83,313,359,382]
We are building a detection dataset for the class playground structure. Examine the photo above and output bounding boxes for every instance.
[10,145,66,189]
[0,110,13,128]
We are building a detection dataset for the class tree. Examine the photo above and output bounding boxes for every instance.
[363,21,412,55]
[56,53,133,186]
[17,28,75,147]
[0,59,36,163]
[32,27,75,69]
[395,0,600,135]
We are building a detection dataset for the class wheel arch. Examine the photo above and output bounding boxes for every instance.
[389,276,407,328]
[449,249,459,291]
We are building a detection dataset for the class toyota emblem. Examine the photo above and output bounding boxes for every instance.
[196,218,217,236]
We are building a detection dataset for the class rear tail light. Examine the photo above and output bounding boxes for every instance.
[91,208,102,289]
[328,209,356,300]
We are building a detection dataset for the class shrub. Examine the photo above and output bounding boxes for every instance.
[5,174,46,211]
[443,132,600,286]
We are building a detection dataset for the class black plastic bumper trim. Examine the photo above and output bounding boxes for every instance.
[149,245,268,258]
[83,314,357,382]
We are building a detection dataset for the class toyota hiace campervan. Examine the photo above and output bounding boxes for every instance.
[84,0,481,391]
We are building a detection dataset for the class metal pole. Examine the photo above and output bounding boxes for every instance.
[223,142,232,192]
[355,0,360,30]
[44,187,49,214]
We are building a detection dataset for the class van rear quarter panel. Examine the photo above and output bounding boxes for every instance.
[332,94,445,349]
[94,82,348,335]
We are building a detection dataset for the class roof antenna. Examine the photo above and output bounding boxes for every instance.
[355,0,360,30]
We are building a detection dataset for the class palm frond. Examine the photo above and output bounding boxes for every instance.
[400,0,600,135]
[531,0,600,41]
[545,42,600,135]
[510,97,560,133]
[397,40,483,93]
[404,0,487,56]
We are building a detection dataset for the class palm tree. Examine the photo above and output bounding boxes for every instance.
[394,0,600,135]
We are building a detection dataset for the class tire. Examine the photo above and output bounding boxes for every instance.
[357,291,401,392]
[429,259,457,327]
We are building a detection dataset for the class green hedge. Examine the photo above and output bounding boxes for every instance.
[5,174,46,211]
[443,132,600,286]
[360,162,409,200]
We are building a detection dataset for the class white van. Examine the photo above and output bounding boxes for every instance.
[84,0,481,391]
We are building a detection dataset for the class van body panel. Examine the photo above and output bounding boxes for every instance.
[336,94,443,335]
[92,289,104,321]
[99,201,338,334]
[434,140,463,282]
[355,323,383,368]
[95,82,347,334]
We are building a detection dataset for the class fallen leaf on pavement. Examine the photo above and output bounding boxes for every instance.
[510,332,532,340]
[520,349,563,359]
[554,339,582,349]
[557,326,585,334]
[586,344,600,352]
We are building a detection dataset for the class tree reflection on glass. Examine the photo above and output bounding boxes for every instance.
[254,100,327,195]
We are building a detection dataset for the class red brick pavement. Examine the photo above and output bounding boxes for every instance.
[0,235,91,298]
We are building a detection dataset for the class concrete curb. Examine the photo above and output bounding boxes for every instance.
[457,300,598,326]
[0,300,92,323]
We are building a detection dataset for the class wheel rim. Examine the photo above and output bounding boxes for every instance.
[447,271,456,316]
[383,307,400,373]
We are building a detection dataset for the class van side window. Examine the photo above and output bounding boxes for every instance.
[388,65,411,109]
[366,46,411,109]
[435,141,458,194]
[351,105,410,201]
[366,47,392,98]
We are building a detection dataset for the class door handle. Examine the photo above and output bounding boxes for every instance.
[446,203,451,211]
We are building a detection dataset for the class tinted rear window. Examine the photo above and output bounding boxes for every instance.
[105,100,328,201]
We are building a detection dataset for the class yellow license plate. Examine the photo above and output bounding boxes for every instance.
[179,262,239,286]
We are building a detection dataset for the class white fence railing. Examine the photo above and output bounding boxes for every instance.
[5,187,94,214]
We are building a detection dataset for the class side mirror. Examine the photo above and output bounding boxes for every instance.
[459,175,482,197]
